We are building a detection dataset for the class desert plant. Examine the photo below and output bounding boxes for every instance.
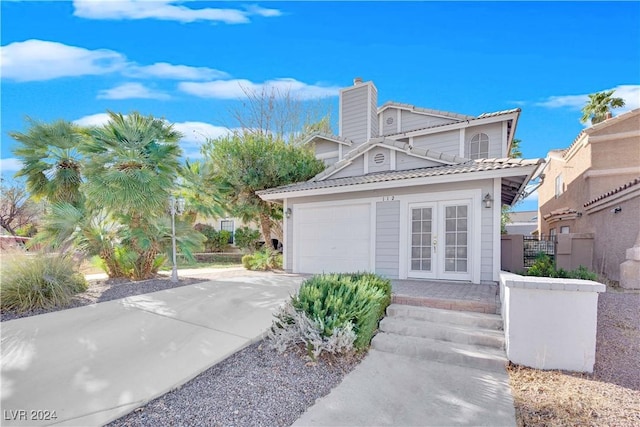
[269,301,356,360]
[526,253,598,280]
[291,273,390,350]
[234,226,261,253]
[0,252,87,312]
[243,248,282,270]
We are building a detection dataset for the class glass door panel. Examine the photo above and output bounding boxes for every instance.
[443,204,468,273]
[410,207,433,273]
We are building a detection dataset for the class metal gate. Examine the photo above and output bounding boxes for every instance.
[523,235,556,268]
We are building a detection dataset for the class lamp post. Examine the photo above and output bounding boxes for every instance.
[170,195,185,283]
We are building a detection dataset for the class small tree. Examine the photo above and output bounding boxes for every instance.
[0,180,42,236]
[202,134,325,248]
[580,90,625,125]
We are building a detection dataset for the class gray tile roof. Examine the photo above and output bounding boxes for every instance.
[384,108,521,137]
[378,102,475,121]
[259,157,543,196]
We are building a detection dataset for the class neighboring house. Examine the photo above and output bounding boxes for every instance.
[505,210,537,235]
[258,79,543,284]
[537,108,640,282]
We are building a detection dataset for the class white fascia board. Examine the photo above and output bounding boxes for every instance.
[260,165,540,201]
[382,143,459,165]
[378,104,463,121]
[388,113,520,140]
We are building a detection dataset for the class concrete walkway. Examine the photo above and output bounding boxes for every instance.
[0,271,304,426]
[294,350,516,427]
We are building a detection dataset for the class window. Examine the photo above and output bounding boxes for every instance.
[555,174,564,198]
[549,228,557,238]
[468,133,489,159]
[560,226,570,234]
[220,220,234,244]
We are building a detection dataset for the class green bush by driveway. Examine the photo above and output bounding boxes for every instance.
[269,272,392,359]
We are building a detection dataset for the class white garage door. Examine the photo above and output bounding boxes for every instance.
[295,202,372,274]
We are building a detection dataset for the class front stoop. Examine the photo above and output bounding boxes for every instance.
[392,294,498,314]
[372,304,508,372]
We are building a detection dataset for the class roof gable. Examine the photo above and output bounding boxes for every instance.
[312,137,470,182]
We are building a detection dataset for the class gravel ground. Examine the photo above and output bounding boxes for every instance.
[509,289,640,426]
[107,342,363,427]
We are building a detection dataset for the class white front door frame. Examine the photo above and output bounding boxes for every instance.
[399,189,482,283]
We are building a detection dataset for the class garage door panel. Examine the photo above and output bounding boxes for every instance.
[295,203,371,274]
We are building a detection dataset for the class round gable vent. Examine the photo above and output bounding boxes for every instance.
[373,152,385,165]
[386,117,394,125]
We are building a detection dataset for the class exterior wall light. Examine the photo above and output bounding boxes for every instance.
[285,208,292,218]
[483,193,493,209]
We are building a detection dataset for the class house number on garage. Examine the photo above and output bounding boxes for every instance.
[382,196,396,201]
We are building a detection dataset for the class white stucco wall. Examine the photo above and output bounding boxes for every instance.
[499,272,605,373]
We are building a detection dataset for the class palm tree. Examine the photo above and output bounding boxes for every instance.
[82,111,184,279]
[11,119,86,206]
[580,90,625,125]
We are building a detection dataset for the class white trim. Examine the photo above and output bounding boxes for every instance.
[364,151,369,174]
[291,198,377,273]
[398,189,482,283]
[316,150,340,160]
[502,121,508,157]
[260,165,540,200]
[459,128,466,158]
[379,113,383,137]
[338,91,343,137]
[283,199,288,271]
[378,103,473,121]
[397,109,402,133]
[390,149,396,170]
[492,178,501,282]
[584,166,640,179]
[338,144,343,160]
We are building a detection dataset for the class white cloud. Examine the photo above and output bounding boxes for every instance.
[126,62,229,80]
[73,113,111,127]
[1,39,231,84]
[0,39,126,82]
[179,78,341,100]
[98,83,170,100]
[535,85,640,113]
[0,158,24,173]
[72,0,281,24]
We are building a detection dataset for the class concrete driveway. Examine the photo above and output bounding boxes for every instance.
[1,273,304,426]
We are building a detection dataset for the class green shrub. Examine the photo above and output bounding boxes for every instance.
[292,273,391,350]
[568,265,598,281]
[243,248,282,271]
[242,254,253,269]
[526,253,598,280]
[0,252,88,312]
[234,226,261,253]
[194,224,230,252]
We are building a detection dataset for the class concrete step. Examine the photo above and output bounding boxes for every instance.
[379,316,505,349]
[386,304,503,330]
[371,332,508,373]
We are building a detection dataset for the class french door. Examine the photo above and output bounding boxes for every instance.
[409,201,472,281]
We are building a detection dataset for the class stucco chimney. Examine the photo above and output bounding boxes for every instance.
[339,79,378,145]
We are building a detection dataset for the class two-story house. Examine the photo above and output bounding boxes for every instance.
[259,79,543,284]
[538,108,640,285]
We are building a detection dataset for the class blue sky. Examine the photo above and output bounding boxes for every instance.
[1,1,639,212]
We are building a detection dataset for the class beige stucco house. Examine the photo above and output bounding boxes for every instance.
[259,79,543,284]
[537,108,640,284]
